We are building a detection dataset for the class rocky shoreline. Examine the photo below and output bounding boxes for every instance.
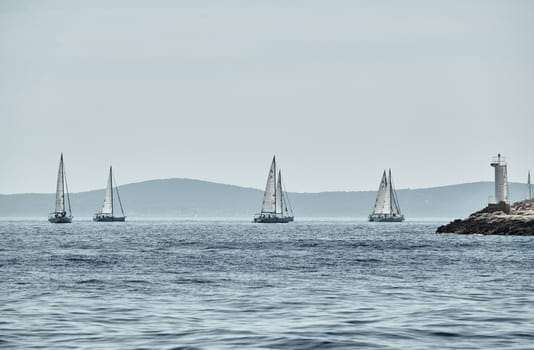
[437,199,534,235]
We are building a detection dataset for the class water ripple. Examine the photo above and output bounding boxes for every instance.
[1,221,534,349]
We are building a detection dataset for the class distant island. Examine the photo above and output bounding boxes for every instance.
[0,178,530,218]
[437,199,534,235]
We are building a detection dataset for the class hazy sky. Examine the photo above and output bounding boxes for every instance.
[1,0,533,194]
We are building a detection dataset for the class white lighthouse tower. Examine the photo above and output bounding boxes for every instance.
[490,154,508,204]
[527,171,532,200]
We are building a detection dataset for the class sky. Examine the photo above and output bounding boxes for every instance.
[1,0,533,194]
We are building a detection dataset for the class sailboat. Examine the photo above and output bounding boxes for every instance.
[48,153,73,223]
[93,166,126,222]
[254,156,294,223]
[369,169,404,222]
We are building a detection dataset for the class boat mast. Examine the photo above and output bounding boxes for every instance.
[110,166,114,217]
[528,171,532,200]
[274,160,277,215]
[60,153,65,214]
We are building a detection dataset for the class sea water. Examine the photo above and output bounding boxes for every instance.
[1,220,533,349]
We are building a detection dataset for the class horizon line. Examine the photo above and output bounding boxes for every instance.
[0,177,516,196]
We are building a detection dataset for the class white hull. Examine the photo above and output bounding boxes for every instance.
[369,213,404,222]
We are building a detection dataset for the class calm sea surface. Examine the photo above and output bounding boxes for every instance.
[1,220,534,349]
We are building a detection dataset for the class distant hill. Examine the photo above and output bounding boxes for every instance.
[0,178,530,218]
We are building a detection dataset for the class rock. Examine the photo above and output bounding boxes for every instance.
[436,199,534,235]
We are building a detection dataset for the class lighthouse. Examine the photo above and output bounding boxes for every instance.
[490,154,508,203]
[528,171,532,200]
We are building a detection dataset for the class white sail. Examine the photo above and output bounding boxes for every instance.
[528,171,532,200]
[101,167,113,215]
[54,154,65,213]
[372,171,391,215]
[276,170,283,215]
[261,157,277,213]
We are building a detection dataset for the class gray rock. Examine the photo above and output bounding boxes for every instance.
[436,199,534,235]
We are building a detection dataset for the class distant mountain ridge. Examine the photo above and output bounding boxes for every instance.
[0,178,529,218]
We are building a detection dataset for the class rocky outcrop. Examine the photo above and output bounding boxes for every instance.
[436,200,534,235]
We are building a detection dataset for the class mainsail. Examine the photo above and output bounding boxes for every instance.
[261,157,277,213]
[101,166,114,215]
[372,171,390,214]
[55,154,65,213]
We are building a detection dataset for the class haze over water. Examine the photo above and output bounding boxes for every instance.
[2,0,533,194]
[2,220,533,349]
